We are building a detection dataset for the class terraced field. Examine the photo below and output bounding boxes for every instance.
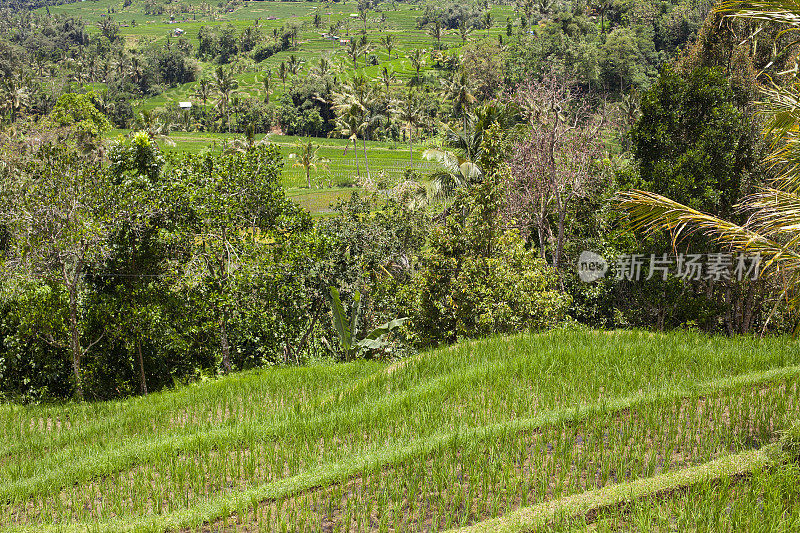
[2,329,800,532]
[43,0,516,112]
[107,129,439,214]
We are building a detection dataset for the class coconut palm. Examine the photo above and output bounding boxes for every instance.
[422,147,483,202]
[278,61,288,90]
[396,88,424,165]
[619,1,800,324]
[193,78,213,114]
[287,54,302,75]
[458,19,473,44]
[378,66,396,94]
[407,48,425,86]
[262,69,272,103]
[331,77,380,179]
[214,66,238,132]
[444,70,478,159]
[332,108,362,179]
[289,138,329,188]
[428,21,443,49]
[311,57,332,77]
[347,39,359,68]
[135,110,176,146]
[0,76,30,123]
[380,34,395,59]
[359,35,374,65]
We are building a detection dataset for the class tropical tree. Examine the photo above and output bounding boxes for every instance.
[396,88,424,165]
[347,39,360,67]
[214,66,238,132]
[378,66,396,94]
[359,35,374,65]
[422,147,483,202]
[332,77,380,179]
[278,61,288,89]
[287,54,302,75]
[332,108,362,179]
[380,34,395,59]
[407,48,425,86]
[444,70,478,159]
[458,19,473,44]
[428,21,443,49]
[0,140,119,400]
[290,138,329,188]
[193,78,213,114]
[0,76,30,123]
[618,0,800,324]
[262,69,272,103]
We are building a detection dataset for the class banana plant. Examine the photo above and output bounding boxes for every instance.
[324,287,408,360]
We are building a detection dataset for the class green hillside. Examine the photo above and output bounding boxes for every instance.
[3,329,800,531]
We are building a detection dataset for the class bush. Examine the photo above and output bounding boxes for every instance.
[411,176,569,347]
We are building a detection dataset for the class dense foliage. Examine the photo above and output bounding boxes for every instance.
[0,0,797,402]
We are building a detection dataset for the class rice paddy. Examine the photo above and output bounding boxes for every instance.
[50,0,510,214]
[2,329,800,531]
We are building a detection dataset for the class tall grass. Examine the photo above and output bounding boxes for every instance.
[1,330,799,531]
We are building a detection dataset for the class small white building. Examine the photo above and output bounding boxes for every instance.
[178,102,192,110]
[174,28,185,36]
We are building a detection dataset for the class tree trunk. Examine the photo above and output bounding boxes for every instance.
[409,124,413,166]
[362,136,371,179]
[306,165,311,188]
[137,337,148,395]
[65,263,84,401]
[220,312,232,373]
[463,114,470,161]
[554,195,565,269]
[353,137,360,179]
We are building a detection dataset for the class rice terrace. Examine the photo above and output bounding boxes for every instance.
[3,0,800,529]
[3,330,800,531]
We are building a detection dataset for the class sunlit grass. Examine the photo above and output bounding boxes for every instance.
[1,330,800,531]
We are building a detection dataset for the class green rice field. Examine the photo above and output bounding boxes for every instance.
[2,329,800,531]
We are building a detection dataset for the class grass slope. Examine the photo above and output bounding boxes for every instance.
[2,329,800,531]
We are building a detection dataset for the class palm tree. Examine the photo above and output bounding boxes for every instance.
[396,88,424,165]
[378,66,396,94]
[458,20,473,44]
[444,70,478,159]
[380,34,395,60]
[287,54,302,75]
[407,49,425,86]
[359,35,374,65]
[290,139,329,188]
[193,78,213,115]
[332,108,362,179]
[619,1,800,325]
[135,110,176,146]
[422,148,483,202]
[214,66,238,132]
[428,21,443,49]
[483,11,493,36]
[0,76,29,123]
[312,57,332,77]
[332,77,379,179]
[262,69,272,103]
[347,39,360,68]
[278,61,288,90]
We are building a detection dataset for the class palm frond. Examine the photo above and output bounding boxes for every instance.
[717,0,800,27]
[617,189,800,272]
